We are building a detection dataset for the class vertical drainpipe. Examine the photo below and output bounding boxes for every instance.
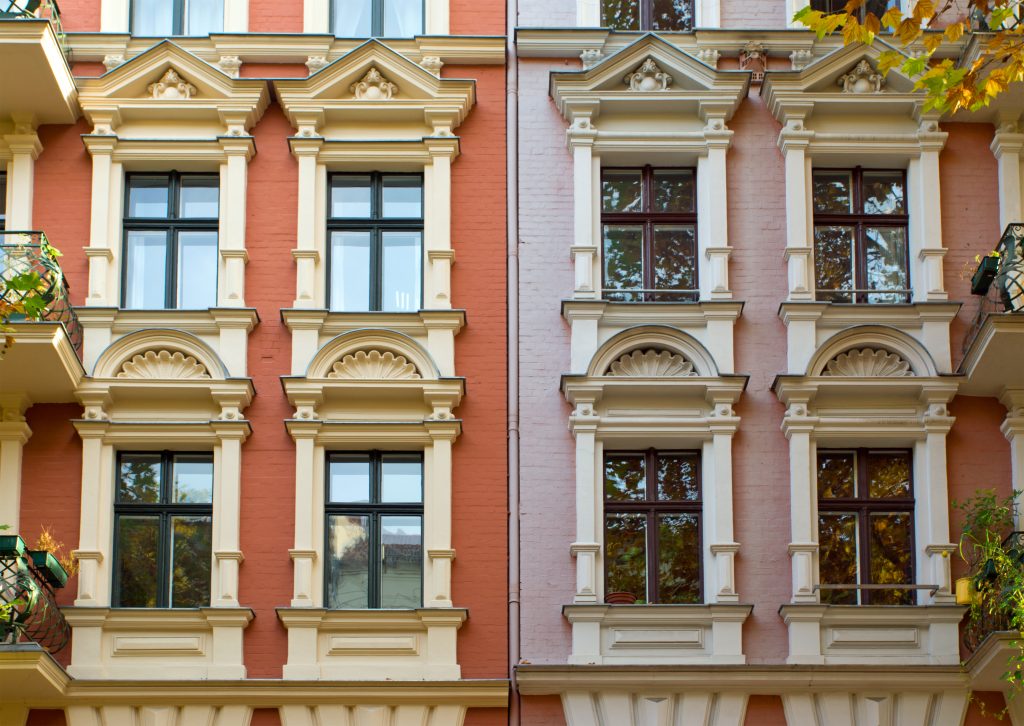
[506,0,521,719]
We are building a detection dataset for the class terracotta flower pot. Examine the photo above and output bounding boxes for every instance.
[604,591,638,605]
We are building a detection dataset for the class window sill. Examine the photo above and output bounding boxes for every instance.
[562,603,752,665]
[276,607,467,680]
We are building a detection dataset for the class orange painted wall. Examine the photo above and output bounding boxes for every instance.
[965,693,1010,724]
[450,0,505,35]
[54,0,100,31]
[248,2,303,33]
[521,696,567,726]
[239,64,309,78]
[744,695,787,725]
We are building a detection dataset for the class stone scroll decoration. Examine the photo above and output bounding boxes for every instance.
[116,350,210,379]
[821,347,913,377]
[624,58,673,91]
[147,68,198,100]
[327,350,421,379]
[838,60,885,94]
[606,349,697,377]
[350,67,399,100]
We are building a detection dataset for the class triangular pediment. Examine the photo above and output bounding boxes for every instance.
[550,34,750,122]
[274,40,476,136]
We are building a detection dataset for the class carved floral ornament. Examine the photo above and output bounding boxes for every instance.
[821,347,913,377]
[116,350,210,379]
[350,67,399,100]
[606,349,697,377]
[147,68,198,100]
[327,350,421,380]
[839,60,885,94]
[624,58,673,92]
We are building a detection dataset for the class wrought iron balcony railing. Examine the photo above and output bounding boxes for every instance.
[0,534,70,654]
[961,531,1023,654]
[963,223,1024,354]
[0,231,81,355]
[0,0,65,51]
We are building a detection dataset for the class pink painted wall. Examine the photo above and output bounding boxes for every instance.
[720,0,787,29]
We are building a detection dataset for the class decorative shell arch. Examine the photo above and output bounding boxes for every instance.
[606,349,697,377]
[821,347,914,377]
[116,350,211,379]
[327,350,422,380]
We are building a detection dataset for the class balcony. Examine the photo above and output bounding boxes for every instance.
[0,0,77,124]
[959,223,1024,396]
[1,231,84,403]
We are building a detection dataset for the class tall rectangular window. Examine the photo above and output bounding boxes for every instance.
[328,173,423,312]
[811,0,896,19]
[113,452,213,608]
[326,452,423,609]
[0,173,6,230]
[601,166,697,303]
[601,0,694,30]
[132,0,224,35]
[817,449,915,605]
[332,0,423,36]
[123,173,219,310]
[813,168,910,304]
[604,449,702,604]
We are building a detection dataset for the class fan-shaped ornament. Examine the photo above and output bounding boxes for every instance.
[607,349,696,377]
[328,350,421,380]
[116,350,210,379]
[822,348,913,377]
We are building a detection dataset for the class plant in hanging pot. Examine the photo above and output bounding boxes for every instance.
[971,252,1002,296]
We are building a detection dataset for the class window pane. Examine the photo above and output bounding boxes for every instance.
[813,171,852,213]
[172,455,213,503]
[869,512,913,605]
[329,456,371,503]
[653,224,695,301]
[0,173,6,228]
[603,225,643,301]
[132,0,173,35]
[865,226,909,303]
[125,230,169,309]
[179,178,219,218]
[605,513,646,603]
[657,513,700,603]
[169,515,211,608]
[333,0,372,37]
[652,0,693,30]
[381,231,421,312]
[177,231,218,309]
[381,455,422,503]
[118,454,162,503]
[601,0,640,30]
[382,177,423,218]
[383,0,423,36]
[604,454,646,501]
[330,231,371,311]
[862,172,905,215]
[867,452,912,499]
[380,516,422,607]
[818,512,859,605]
[185,0,223,34]
[814,225,855,303]
[653,170,695,213]
[331,176,372,218]
[602,171,642,213]
[817,452,855,499]
[116,515,159,607]
[657,453,699,501]
[128,177,170,218]
[327,515,370,608]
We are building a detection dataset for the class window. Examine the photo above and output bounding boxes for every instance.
[811,0,897,19]
[123,173,219,310]
[813,168,910,304]
[131,0,224,35]
[326,452,423,609]
[332,0,423,36]
[0,172,6,229]
[604,450,702,604]
[113,452,213,608]
[601,0,694,30]
[601,166,698,303]
[328,173,423,312]
[817,449,914,605]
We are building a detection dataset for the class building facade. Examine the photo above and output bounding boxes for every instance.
[2,0,1024,725]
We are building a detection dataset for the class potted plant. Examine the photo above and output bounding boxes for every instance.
[971,252,1001,296]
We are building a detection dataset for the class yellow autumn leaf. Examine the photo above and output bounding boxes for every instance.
[912,0,935,22]
[876,50,903,75]
[864,12,881,36]
[897,17,923,44]
[923,33,943,53]
[880,6,902,28]
[944,21,964,42]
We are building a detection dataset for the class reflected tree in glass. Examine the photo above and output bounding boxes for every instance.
[606,513,647,602]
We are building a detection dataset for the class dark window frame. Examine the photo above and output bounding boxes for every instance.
[324,451,425,609]
[817,448,916,605]
[812,166,911,304]
[603,448,703,604]
[601,0,695,31]
[330,0,426,37]
[327,172,424,312]
[112,450,214,609]
[601,165,699,303]
[121,171,219,310]
[0,171,6,230]
[129,0,224,36]
[810,0,897,20]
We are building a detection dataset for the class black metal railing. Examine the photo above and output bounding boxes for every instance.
[1,231,81,355]
[961,531,1024,654]
[970,5,1024,31]
[0,535,70,654]
[0,0,65,52]
[963,223,1024,355]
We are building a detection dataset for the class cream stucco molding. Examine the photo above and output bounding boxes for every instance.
[2,116,42,231]
[0,395,31,534]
